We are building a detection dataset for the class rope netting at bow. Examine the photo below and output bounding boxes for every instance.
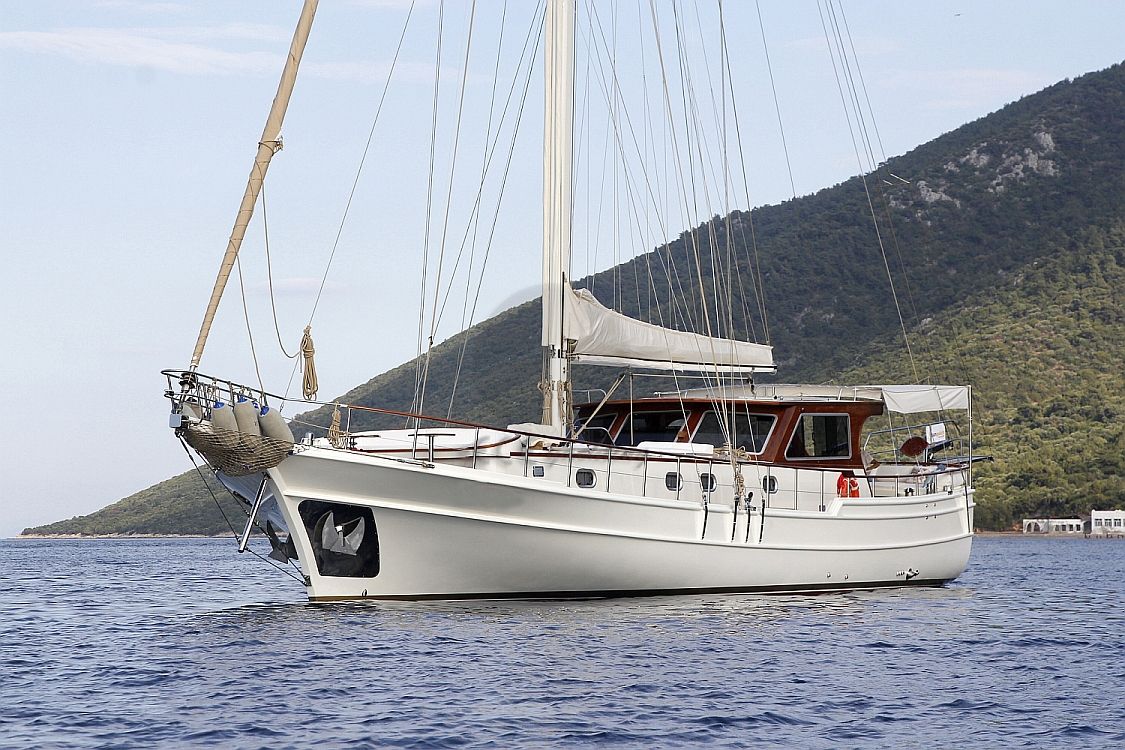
[168,370,297,476]
[181,425,295,477]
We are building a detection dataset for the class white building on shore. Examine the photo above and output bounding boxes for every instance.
[1022,518,1085,534]
[1091,510,1125,537]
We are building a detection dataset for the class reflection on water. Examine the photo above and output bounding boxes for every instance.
[1,537,1123,748]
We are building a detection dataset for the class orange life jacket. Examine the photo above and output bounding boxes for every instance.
[838,474,861,498]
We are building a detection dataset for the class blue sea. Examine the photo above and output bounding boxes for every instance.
[1,537,1123,749]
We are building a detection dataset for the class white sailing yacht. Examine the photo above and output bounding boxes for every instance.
[164,0,977,601]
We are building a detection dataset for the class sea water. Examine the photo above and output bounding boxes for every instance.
[1,537,1122,749]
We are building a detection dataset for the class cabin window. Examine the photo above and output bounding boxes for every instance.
[616,411,687,445]
[786,414,851,459]
[693,410,776,453]
[700,473,717,492]
[665,472,682,491]
[575,468,596,488]
[576,413,617,444]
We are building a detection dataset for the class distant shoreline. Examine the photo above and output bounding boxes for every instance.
[12,534,235,540]
[974,531,1124,539]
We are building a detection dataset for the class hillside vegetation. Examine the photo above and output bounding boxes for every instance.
[843,224,1124,529]
[24,472,239,537]
[23,63,1125,536]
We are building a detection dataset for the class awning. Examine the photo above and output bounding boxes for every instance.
[675,383,971,413]
[871,385,970,413]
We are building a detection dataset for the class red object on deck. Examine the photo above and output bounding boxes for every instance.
[900,436,928,458]
[837,473,860,498]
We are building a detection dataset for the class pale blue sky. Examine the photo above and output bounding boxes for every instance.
[2,1,1122,537]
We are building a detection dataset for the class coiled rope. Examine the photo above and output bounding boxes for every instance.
[300,325,318,401]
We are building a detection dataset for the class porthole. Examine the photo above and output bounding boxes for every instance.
[762,476,778,494]
[575,468,596,488]
[701,473,717,492]
[665,472,682,491]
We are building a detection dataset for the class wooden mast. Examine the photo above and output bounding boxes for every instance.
[189,0,319,370]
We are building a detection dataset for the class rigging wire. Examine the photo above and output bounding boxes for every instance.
[435,0,540,333]
[281,0,418,403]
[580,18,595,293]
[669,0,733,430]
[826,0,925,382]
[411,0,448,420]
[418,1,545,413]
[178,437,306,586]
[837,4,887,163]
[589,3,708,434]
[577,1,777,452]
[588,1,695,341]
[834,2,944,380]
[817,0,919,381]
[682,1,737,348]
[755,0,798,200]
[588,0,699,344]
[448,0,509,417]
[259,180,298,360]
[583,6,678,320]
[589,0,675,344]
[722,1,770,343]
[306,0,417,326]
[712,0,756,343]
[588,1,729,386]
[685,4,788,443]
[825,2,879,176]
[611,2,620,309]
[234,254,266,394]
[418,0,479,419]
[635,0,656,324]
[712,2,737,344]
[447,5,547,414]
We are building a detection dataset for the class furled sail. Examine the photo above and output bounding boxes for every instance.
[564,287,774,372]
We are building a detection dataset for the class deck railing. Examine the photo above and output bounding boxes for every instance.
[164,368,972,513]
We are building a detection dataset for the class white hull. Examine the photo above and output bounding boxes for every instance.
[240,446,974,601]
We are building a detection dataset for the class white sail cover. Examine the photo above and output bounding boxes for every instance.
[564,287,774,372]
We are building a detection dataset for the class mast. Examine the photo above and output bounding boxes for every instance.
[541,0,575,432]
[188,0,319,370]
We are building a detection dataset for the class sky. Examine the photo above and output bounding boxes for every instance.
[1,0,1123,538]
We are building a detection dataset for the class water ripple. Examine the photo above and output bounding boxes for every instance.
[1,537,1123,748]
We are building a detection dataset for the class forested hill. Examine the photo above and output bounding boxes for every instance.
[23,62,1124,536]
[841,222,1124,529]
